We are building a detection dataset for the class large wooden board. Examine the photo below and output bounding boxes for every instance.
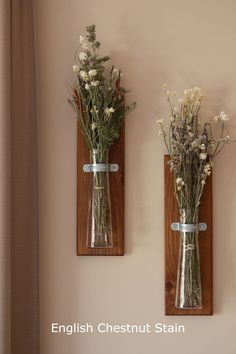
[77,126,124,256]
[165,155,213,315]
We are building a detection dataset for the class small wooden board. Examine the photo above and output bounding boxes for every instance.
[77,126,124,256]
[164,155,213,315]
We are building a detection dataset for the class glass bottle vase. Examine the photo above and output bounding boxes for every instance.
[175,209,202,309]
[87,149,113,248]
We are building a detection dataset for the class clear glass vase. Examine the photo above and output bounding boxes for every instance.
[175,209,202,309]
[87,149,113,248]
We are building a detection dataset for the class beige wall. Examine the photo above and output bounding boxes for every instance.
[35,0,236,353]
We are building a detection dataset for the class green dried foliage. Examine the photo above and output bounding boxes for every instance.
[69,25,136,158]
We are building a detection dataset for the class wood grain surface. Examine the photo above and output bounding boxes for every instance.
[164,155,213,315]
[77,125,124,256]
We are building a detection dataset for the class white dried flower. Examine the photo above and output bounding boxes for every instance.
[88,69,97,77]
[82,43,89,50]
[204,163,211,176]
[80,35,85,43]
[73,65,80,73]
[91,122,97,130]
[176,177,183,185]
[90,81,99,86]
[214,111,231,122]
[201,180,206,185]
[90,106,98,114]
[200,144,206,150]
[156,118,164,127]
[200,152,207,160]
[219,111,231,121]
[105,107,115,117]
[112,68,120,77]
[79,36,88,50]
[189,132,194,138]
[191,140,199,148]
[204,163,211,172]
[85,84,90,90]
[79,52,88,62]
[79,70,88,81]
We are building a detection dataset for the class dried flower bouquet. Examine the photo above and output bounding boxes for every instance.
[70,25,135,248]
[158,86,234,308]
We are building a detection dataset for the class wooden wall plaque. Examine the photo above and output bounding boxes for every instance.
[164,155,213,315]
[77,125,124,256]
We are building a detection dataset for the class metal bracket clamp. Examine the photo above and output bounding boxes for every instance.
[83,163,119,173]
[171,223,207,232]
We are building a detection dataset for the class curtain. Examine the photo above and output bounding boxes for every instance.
[0,0,11,353]
[0,0,39,353]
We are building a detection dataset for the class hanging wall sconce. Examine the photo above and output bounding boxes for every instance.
[69,25,136,256]
[158,86,234,315]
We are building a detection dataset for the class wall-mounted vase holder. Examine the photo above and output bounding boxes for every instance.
[164,156,213,315]
[77,125,124,256]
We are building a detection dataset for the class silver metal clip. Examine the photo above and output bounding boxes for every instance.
[171,223,207,232]
[83,163,119,173]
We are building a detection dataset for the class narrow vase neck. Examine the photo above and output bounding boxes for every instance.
[90,149,109,164]
[180,208,199,224]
